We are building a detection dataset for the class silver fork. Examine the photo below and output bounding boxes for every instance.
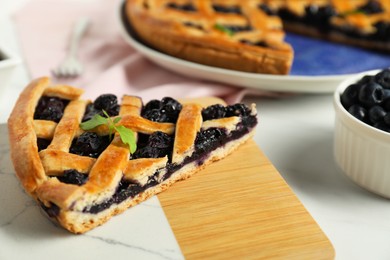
[53,18,90,78]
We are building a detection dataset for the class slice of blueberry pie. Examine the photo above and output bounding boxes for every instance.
[7,77,258,233]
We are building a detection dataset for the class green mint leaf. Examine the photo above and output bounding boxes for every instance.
[113,117,121,124]
[102,110,110,119]
[80,110,136,153]
[341,9,365,16]
[80,114,108,130]
[102,110,119,138]
[214,23,234,36]
[114,125,137,154]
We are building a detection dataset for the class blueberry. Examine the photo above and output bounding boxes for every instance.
[132,132,173,159]
[304,5,336,30]
[143,109,167,122]
[202,104,226,120]
[240,39,268,47]
[142,97,182,123]
[341,83,360,109]
[212,4,241,14]
[226,104,250,117]
[373,121,390,132]
[106,104,120,116]
[368,105,387,124]
[183,22,204,30]
[375,69,390,89]
[148,131,173,149]
[374,21,390,41]
[348,105,368,122]
[384,113,390,125]
[39,106,64,122]
[258,3,276,16]
[358,0,383,14]
[70,132,111,158]
[132,146,161,158]
[195,128,225,153]
[357,75,375,85]
[161,97,182,111]
[57,169,88,186]
[358,81,385,107]
[144,100,161,111]
[383,97,390,111]
[82,103,99,122]
[161,97,182,122]
[114,182,143,203]
[34,96,68,122]
[94,94,119,114]
[166,2,196,12]
[37,138,51,151]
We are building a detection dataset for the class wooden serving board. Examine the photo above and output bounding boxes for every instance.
[158,140,334,259]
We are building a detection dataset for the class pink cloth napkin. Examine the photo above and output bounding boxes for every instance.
[13,0,283,104]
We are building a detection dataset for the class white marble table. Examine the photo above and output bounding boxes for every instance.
[1,1,390,259]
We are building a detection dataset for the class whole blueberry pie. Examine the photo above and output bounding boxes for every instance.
[125,0,390,75]
[7,77,258,233]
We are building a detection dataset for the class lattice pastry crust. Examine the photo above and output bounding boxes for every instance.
[8,77,258,233]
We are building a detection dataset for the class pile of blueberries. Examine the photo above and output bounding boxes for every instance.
[340,68,390,133]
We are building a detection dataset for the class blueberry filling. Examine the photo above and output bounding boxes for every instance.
[304,5,336,32]
[202,104,227,120]
[202,103,251,120]
[373,22,390,41]
[142,97,182,123]
[357,0,383,14]
[80,113,257,214]
[341,68,390,132]
[132,131,174,159]
[70,132,112,158]
[82,94,120,122]
[212,5,241,14]
[57,169,88,186]
[34,96,69,123]
[37,138,51,151]
[183,21,203,30]
[258,4,276,16]
[240,39,268,48]
[166,2,196,12]
[226,103,252,117]
[41,202,60,218]
[195,128,226,154]
[86,180,144,214]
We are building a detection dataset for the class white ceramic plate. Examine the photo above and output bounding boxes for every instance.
[117,3,389,93]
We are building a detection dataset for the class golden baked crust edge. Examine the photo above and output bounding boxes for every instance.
[8,77,51,196]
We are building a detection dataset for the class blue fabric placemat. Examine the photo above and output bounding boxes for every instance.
[286,33,390,76]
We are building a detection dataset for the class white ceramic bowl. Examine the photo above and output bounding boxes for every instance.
[334,70,390,198]
[0,43,21,96]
